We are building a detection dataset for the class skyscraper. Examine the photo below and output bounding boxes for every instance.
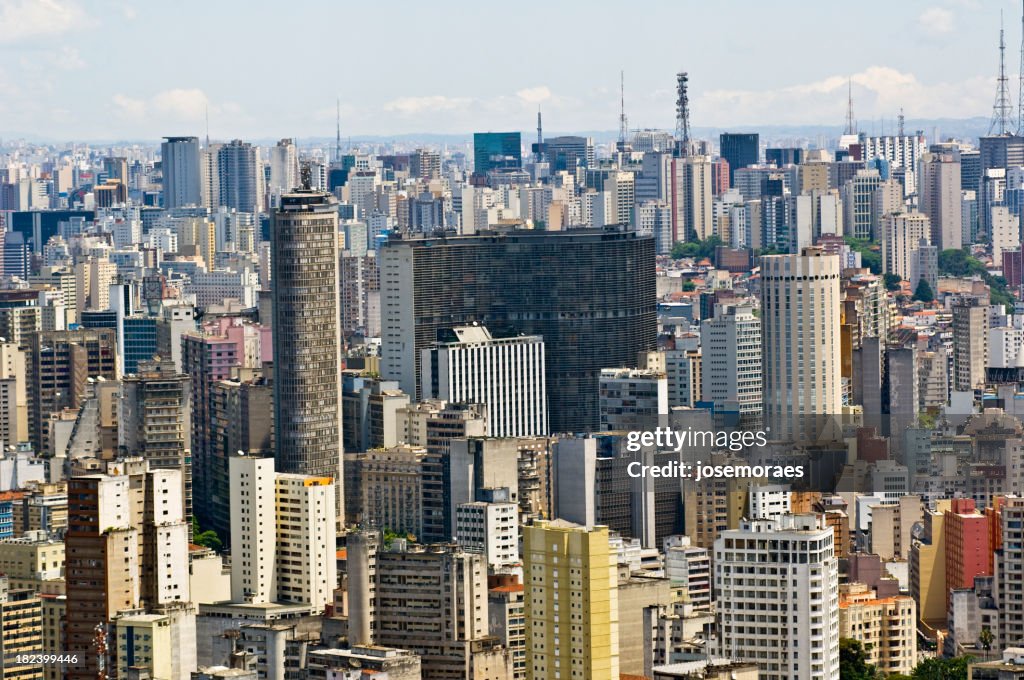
[473,132,522,176]
[761,247,842,440]
[700,304,762,426]
[919,152,963,250]
[217,139,264,214]
[380,229,656,432]
[161,136,201,209]
[271,191,344,519]
[715,514,840,680]
[719,133,759,186]
[523,520,619,680]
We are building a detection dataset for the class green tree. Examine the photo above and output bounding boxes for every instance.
[670,236,723,262]
[911,655,972,679]
[681,280,696,292]
[839,638,880,680]
[938,248,987,278]
[913,278,935,303]
[191,516,223,552]
[883,273,902,292]
[979,626,994,651]
[844,236,883,274]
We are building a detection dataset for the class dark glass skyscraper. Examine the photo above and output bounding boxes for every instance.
[473,132,522,176]
[380,228,657,432]
[720,132,760,187]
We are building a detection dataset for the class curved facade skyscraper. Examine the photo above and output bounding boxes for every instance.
[272,190,344,521]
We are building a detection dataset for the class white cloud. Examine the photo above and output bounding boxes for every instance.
[696,66,991,126]
[112,94,146,120]
[919,7,954,36]
[516,86,552,105]
[383,95,472,116]
[112,89,211,123]
[0,0,88,44]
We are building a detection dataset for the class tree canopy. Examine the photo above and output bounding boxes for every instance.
[671,236,723,262]
[913,278,935,303]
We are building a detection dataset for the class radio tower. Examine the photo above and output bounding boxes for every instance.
[844,78,856,135]
[1018,0,1024,134]
[335,98,343,164]
[617,70,629,152]
[94,623,108,680]
[536,108,543,163]
[675,71,691,157]
[990,12,1013,135]
[898,107,905,137]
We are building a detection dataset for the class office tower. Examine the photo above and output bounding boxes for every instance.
[598,368,667,432]
[523,520,619,680]
[715,514,839,680]
[719,133,759,186]
[991,204,1021,261]
[200,141,222,210]
[381,230,656,433]
[700,304,762,426]
[634,201,673,254]
[346,541,512,677]
[919,152,963,250]
[65,463,194,680]
[421,325,547,438]
[271,191,344,517]
[217,140,264,214]
[121,315,159,375]
[2,231,29,280]
[268,138,298,194]
[952,297,990,391]
[882,212,931,281]
[672,154,713,242]
[540,135,595,172]
[842,169,883,240]
[119,359,192,524]
[228,455,336,612]
[604,170,635,226]
[860,133,927,194]
[838,583,916,676]
[760,247,841,440]
[455,489,520,570]
[473,132,522,176]
[161,136,201,209]
[27,328,117,455]
[765,147,804,167]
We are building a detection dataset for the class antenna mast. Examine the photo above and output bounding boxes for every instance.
[536,109,543,163]
[991,11,1013,135]
[844,78,856,135]
[898,108,905,137]
[335,98,343,164]
[675,71,691,157]
[618,70,629,151]
[1019,0,1024,134]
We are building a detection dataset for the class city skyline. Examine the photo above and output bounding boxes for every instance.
[1,0,1022,140]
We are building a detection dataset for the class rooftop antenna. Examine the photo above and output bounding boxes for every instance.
[205,105,209,147]
[1019,0,1024,134]
[898,107,905,137]
[675,71,691,157]
[335,98,343,164]
[617,70,629,151]
[844,78,856,136]
[536,108,543,163]
[991,11,1013,135]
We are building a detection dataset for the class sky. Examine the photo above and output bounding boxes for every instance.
[0,0,1020,142]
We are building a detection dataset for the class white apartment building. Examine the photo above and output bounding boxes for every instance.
[715,514,840,680]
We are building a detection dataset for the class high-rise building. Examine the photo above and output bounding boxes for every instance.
[268,138,298,195]
[380,230,656,432]
[719,133,759,186]
[838,583,916,676]
[760,247,842,440]
[271,191,344,519]
[119,359,192,525]
[952,297,990,392]
[842,169,884,240]
[65,462,194,680]
[672,155,713,242]
[700,304,762,426]
[882,212,931,281]
[217,140,264,214]
[524,520,619,680]
[27,328,117,455]
[715,514,840,680]
[161,136,201,209]
[0,340,28,450]
[919,152,963,250]
[0,576,43,680]
[421,325,547,438]
[598,367,667,432]
[473,132,522,176]
[228,455,336,612]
